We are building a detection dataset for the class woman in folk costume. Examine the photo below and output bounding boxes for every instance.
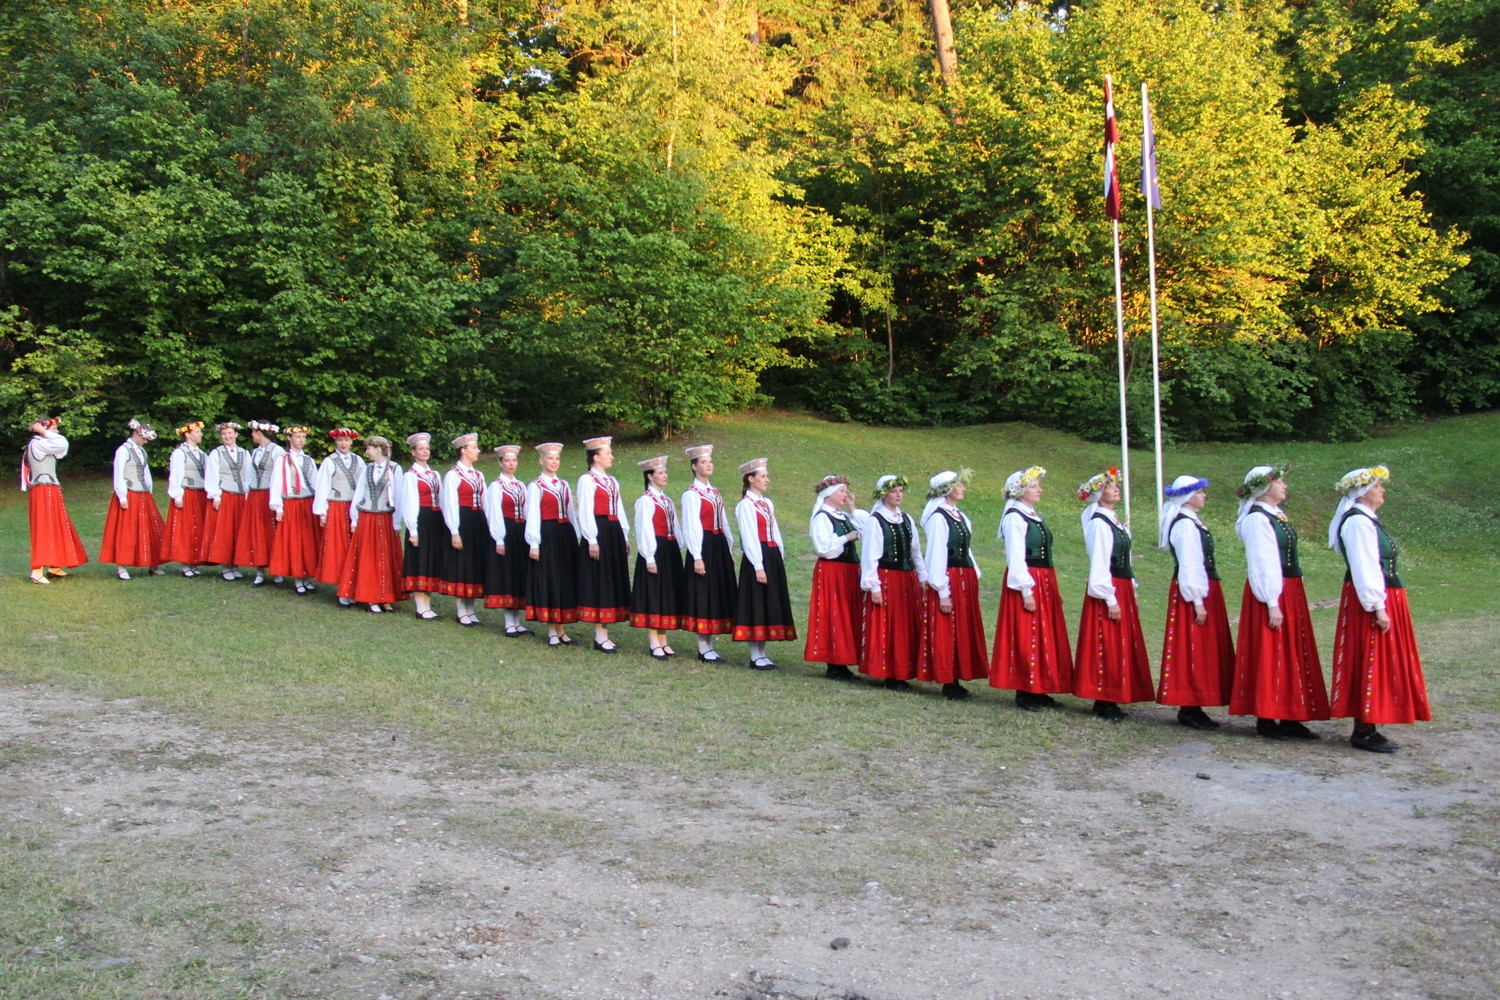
[1072,467,1155,721]
[804,475,864,682]
[680,444,737,663]
[268,425,322,594]
[575,436,632,654]
[631,455,686,659]
[21,417,88,584]
[99,419,165,580]
[989,466,1073,712]
[525,442,579,645]
[1155,474,1235,729]
[400,433,446,620]
[483,444,531,635]
[337,435,407,613]
[919,470,986,700]
[243,421,285,587]
[859,475,927,691]
[441,432,488,627]
[202,422,254,581]
[314,428,365,605]
[1329,465,1429,753]
[733,458,797,670]
[164,421,209,576]
[1230,464,1330,740]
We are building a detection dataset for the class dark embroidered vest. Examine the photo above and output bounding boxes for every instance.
[1253,507,1302,578]
[1168,513,1219,582]
[1092,511,1134,580]
[941,508,972,568]
[1004,508,1054,568]
[876,512,915,572]
[1337,508,1403,589]
[818,509,859,564]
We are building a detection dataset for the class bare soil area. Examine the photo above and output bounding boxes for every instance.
[3,684,1497,1000]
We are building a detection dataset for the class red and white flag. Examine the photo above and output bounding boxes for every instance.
[1103,75,1121,221]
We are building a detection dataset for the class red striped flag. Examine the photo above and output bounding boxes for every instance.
[1103,75,1121,222]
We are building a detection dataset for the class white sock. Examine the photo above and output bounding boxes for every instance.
[750,641,766,660]
[698,637,714,654]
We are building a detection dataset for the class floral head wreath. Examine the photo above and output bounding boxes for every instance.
[1005,466,1047,499]
[1234,462,1291,500]
[1076,467,1120,502]
[1335,464,1389,496]
[175,421,203,437]
[813,475,849,495]
[872,474,909,501]
[926,467,973,500]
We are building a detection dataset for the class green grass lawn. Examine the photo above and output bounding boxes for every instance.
[3,409,1497,782]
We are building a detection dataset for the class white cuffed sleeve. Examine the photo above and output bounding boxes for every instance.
[634,494,658,566]
[269,455,289,512]
[1340,513,1388,612]
[441,469,463,536]
[1239,509,1284,608]
[484,478,506,544]
[680,489,704,559]
[312,457,334,516]
[1170,517,1210,605]
[1084,516,1118,604]
[1002,511,1035,596]
[575,474,599,544]
[168,448,187,502]
[810,507,857,560]
[524,481,542,549]
[203,448,224,501]
[111,444,130,504]
[401,470,422,536]
[924,513,951,600]
[859,511,886,592]
[34,431,69,459]
[737,498,763,572]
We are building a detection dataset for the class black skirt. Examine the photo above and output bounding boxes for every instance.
[576,520,631,623]
[439,507,488,599]
[403,506,449,593]
[733,545,798,642]
[631,536,685,630]
[682,532,737,635]
[483,516,528,609]
[526,519,579,623]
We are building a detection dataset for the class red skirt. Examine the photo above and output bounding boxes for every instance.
[1331,584,1430,725]
[164,489,208,564]
[1156,578,1235,707]
[316,500,353,585]
[337,512,409,605]
[269,497,322,578]
[804,560,863,665]
[201,492,251,566]
[989,566,1073,694]
[1230,578,1330,721]
[241,489,277,567]
[98,492,164,568]
[1073,579,1155,704]
[919,567,988,684]
[27,484,88,569]
[859,567,924,681]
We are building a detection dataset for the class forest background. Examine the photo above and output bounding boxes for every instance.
[1,0,1495,460]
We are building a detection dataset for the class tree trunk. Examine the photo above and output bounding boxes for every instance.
[928,0,957,86]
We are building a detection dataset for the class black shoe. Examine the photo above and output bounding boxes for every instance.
[696,650,723,664]
[512,625,534,636]
[1256,717,1287,740]
[1177,707,1220,731]
[649,646,670,660]
[1034,693,1058,708]
[594,639,619,654]
[1092,700,1127,722]
[1279,720,1321,740]
[1015,691,1042,713]
[1351,727,1398,753]
[459,615,481,628]
[251,576,266,588]
[416,610,441,621]
[750,657,778,671]
[825,665,857,682]
[942,683,971,701]
[337,596,353,607]
[883,678,912,692]
[556,634,575,645]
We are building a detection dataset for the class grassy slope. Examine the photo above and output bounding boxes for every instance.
[2,409,1497,781]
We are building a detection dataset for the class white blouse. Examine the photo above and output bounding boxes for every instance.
[269,451,318,511]
[680,481,735,559]
[1238,501,1287,608]
[860,505,926,594]
[349,461,403,528]
[809,504,865,560]
[167,444,205,501]
[402,463,445,536]
[922,504,979,600]
[634,487,678,567]
[1167,510,1210,606]
[313,451,366,516]
[112,440,152,502]
[999,502,1041,596]
[441,465,487,536]
[576,470,630,545]
[523,475,576,549]
[1083,507,1126,604]
[735,494,783,573]
[20,431,68,490]
[204,445,251,500]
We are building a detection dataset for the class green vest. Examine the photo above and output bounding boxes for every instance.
[1091,511,1134,579]
[1337,508,1403,589]
[1168,513,1219,582]
[1253,507,1302,578]
[875,512,915,571]
[1005,507,1054,569]
[817,510,859,564]
[941,508,973,568]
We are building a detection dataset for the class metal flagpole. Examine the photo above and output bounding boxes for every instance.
[1105,74,1131,530]
[1142,82,1163,540]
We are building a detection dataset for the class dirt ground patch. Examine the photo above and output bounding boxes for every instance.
[2,684,1497,1000]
